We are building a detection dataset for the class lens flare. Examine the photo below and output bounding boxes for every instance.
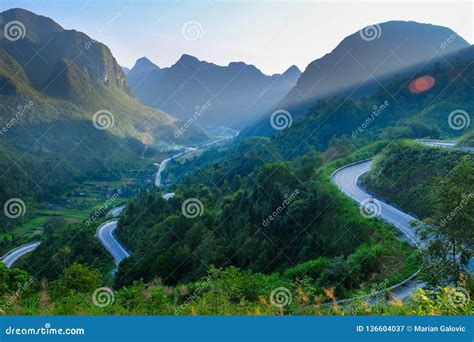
[409,75,435,94]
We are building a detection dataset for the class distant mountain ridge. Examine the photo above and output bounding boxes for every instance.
[0,8,128,93]
[282,21,468,114]
[127,54,301,129]
[0,8,206,202]
[0,8,206,147]
[243,21,470,137]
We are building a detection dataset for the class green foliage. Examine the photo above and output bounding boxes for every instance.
[0,262,32,297]
[3,263,472,315]
[457,131,474,147]
[364,140,471,218]
[416,156,474,285]
[21,219,114,280]
[50,263,101,299]
[246,56,474,159]
[113,142,417,304]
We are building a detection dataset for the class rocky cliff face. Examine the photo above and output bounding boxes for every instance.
[0,8,129,93]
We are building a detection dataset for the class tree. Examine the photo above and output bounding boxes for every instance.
[50,263,101,298]
[416,156,474,286]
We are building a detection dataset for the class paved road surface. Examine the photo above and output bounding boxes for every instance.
[331,160,423,300]
[418,139,474,152]
[332,160,419,245]
[96,220,129,265]
[97,193,176,265]
[109,205,126,218]
[1,241,41,268]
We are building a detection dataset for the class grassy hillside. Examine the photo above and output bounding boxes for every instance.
[364,140,473,218]
[1,262,471,315]
[241,51,474,160]
[457,131,474,147]
[103,141,418,303]
[0,9,208,245]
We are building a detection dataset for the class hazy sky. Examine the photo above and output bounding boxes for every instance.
[0,0,472,74]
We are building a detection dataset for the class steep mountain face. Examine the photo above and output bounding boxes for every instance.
[127,54,301,129]
[267,46,474,159]
[0,8,206,201]
[244,21,469,137]
[0,9,128,92]
[0,8,206,146]
[127,57,160,90]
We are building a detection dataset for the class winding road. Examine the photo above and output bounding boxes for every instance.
[331,160,419,245]
[1,241,41,268]
[97,220,130,265]
[330,140,473,301]
[99,135,238,265]
[2,133,239,268]
[418,139,474,152]
[98,144,206,265]
[331,160,423,301]
[3,135,470,301]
